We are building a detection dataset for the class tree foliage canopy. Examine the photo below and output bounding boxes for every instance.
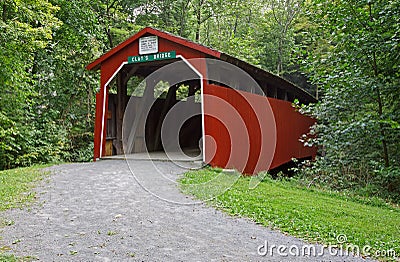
[298,0,400,201]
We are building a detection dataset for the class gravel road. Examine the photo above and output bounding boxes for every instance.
[0,160,374,261]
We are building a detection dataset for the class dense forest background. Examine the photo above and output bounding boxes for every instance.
[1,0,399,201]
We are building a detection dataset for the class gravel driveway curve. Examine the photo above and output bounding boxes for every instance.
[0,160,374,261]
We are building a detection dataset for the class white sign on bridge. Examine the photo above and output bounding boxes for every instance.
[139,36,158,55]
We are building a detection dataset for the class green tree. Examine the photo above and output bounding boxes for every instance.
[0,0,61,169]
[260,0,303,76]
[34,0,107,161]
[300,0,400,200]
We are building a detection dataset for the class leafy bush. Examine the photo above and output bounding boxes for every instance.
[295,158,400,204]
[296,0,400,204]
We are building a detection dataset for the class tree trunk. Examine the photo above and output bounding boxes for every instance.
[104,1,114,48]
[2,3,7,22]
[376,88,390,167]
[195,0,204,42]
[105,27,114,48]
[373,52,389,167]
[233,14,238,35]
[179,0,191,37]
[369,3,389,167]
[277,35,283,75]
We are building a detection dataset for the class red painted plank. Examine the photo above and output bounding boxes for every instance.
[204,84,316,174]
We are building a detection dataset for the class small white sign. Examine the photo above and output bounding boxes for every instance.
[139,36,158,55]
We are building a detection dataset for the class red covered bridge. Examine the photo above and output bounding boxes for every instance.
[86,27,317,174]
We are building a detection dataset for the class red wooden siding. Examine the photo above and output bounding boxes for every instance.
[204,84,316,174]
[268,98,317,169]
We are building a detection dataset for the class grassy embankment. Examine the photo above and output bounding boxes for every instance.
[180,168,400,261]
[0,166,49,261]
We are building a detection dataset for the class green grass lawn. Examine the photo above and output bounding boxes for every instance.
[179,168,400,261]
[0,166,48,261]
[0,253,17,262]
[0,166,48,212]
